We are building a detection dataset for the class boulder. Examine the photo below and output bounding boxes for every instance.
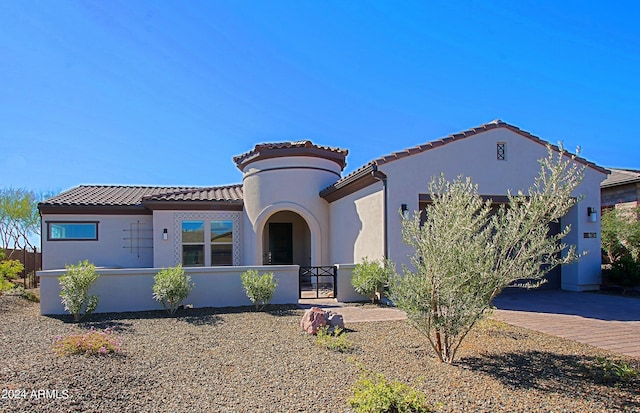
[300,307,328,335]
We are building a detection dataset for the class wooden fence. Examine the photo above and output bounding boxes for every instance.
[2,247,41,289]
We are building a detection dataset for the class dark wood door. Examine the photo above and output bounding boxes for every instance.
[510,221,562,289]
[538,221,562,289]
[269,223,293,265]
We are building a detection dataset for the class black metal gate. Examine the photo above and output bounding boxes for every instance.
[299,266,337,299]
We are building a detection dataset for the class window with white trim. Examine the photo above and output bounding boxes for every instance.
[182,221,205,266]
[181,220,234,266]
[211,220,233,266]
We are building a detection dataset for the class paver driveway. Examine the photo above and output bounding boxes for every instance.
[301,290,640,359]
[492,289,640,359]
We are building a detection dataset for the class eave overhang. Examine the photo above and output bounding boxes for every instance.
[319,163,379,203]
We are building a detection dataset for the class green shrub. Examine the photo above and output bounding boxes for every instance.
[20,288,40,303]
[602,256,640,294]
[59,260,99,322]
[0,276,14,293]
[349,371,431,413]
[601,206,640,264]
[53,328,121,356]
[0,251,23,294]
[3,285,40,302]
[152,265,194,315]
[240,269,278,311]
[315,326,353,352]
[352,258,393,303]
[592,356,639,383]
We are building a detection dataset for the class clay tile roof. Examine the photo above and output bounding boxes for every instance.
[141,185,243,202]
[39,184,244,212]
[601,168,640,188]
[40,185,200,207]
[233,140,349,171]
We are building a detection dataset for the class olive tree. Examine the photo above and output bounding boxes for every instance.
[391,146,584,363]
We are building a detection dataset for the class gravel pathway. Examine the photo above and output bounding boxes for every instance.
[1,296,638,412]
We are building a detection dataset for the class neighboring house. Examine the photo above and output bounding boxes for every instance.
[601,168,640,212]
[38,120,608,314]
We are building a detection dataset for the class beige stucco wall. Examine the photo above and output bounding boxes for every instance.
[152,210,174,267]
[560,166,604,291]
[152,210,243,268]
[38,265,299,314]
[241,156,340,266]
[41,214,153,270]
[374,128,606,291]
[329,182,384,264]
[335,263,369,302]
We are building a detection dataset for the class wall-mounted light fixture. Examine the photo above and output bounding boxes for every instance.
[401,204,408,218]
[587,207,598,223]
[162,228,168,240]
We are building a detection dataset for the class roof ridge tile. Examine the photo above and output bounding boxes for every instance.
[233,140,349,170]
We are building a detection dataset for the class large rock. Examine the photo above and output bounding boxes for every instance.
[300,307,328,335]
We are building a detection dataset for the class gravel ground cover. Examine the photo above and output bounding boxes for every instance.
[1,296,638,412]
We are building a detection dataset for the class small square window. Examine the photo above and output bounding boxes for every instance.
[497,142,506,160]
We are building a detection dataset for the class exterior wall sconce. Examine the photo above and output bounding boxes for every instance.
[162,228,168,240]
[401,204,409,218]
[587,207,598,223]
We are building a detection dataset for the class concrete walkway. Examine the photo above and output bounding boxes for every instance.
[300,290,640,359]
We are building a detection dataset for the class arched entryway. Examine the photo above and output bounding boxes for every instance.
[262,211,311,266]
[261,210,336,299]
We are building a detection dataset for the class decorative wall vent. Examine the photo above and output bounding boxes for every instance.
[497,142,506,160]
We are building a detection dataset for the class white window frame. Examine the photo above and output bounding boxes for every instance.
[181,220,205,267]
[210,220,233,266]
[174,212,242,266]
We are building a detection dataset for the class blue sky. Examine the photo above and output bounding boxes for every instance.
[2,0,639,195]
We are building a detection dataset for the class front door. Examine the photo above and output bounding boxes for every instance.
[509,220,562,289]
[269,223,293,265]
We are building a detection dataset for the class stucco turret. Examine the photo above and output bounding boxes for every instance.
[233,141,348,266]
